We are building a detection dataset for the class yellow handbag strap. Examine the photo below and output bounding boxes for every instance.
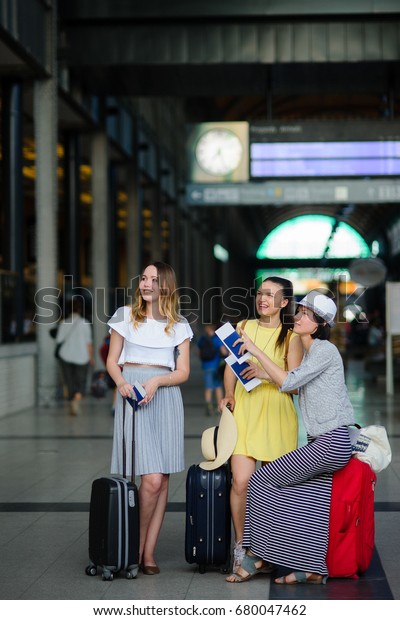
[237,319,248,334]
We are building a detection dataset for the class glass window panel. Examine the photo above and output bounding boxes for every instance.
[257,215,370,259]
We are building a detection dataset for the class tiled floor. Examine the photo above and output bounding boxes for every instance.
[0,353,398,602]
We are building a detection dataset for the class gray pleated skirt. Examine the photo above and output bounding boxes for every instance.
[111,366,185,477]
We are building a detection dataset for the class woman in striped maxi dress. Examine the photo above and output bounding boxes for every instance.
[226,291,355,585]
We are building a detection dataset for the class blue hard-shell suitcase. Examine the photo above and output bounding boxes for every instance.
[185,463,231,573]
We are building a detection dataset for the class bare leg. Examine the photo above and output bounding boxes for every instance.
[230,454,257,543]
[139,473,169,566]
[142,474,169,565]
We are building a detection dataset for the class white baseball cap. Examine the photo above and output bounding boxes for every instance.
[298,291,337,326]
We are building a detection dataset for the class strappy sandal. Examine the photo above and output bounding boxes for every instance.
[226,553,275,583]
[275,571,328,585]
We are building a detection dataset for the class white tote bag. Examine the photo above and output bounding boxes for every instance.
[349,425,392,474]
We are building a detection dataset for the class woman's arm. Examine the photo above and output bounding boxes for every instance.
[282,334,304,395]
[151,338,191,388]
[239,335,303,385]
[287,334,303,370]
[219,364,237,411]
[106,330,134,399]
[236,328,288,387]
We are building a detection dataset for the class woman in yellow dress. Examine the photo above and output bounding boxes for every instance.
[220,277,303,573]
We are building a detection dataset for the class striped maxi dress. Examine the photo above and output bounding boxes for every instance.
[242,425,352,575]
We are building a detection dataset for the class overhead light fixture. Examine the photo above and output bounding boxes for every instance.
[214,244,229,262]
[371,240,380,256]
[80,192,92,205]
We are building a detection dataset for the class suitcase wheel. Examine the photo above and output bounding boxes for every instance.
[102,569,113,581]
[126,564,139,579]
[85,564,97,577]
[221,555,231,574]
[126,570,137,579]
[199,565,206,574]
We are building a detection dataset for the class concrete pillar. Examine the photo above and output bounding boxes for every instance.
[190,210,203,328]
[193,211,204,296]
[108,162,118,293]
[167,205,177,277]
[33,2,58,406]
[180,204,191,290]
[91,131,109,369]
[151,186,161,262]
[126,166,141,293]
[1,80,24,341]
[64,133,81,282]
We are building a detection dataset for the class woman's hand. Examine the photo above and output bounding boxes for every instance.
[234,328,260,358]
[240,359,271,381]
[141,376,160,405]
[219,396,235,413]
[117,380,134,400]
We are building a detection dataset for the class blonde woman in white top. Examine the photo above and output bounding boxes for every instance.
[107,262,193,576]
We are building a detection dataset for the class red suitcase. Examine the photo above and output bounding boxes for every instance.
[326,458,376,579]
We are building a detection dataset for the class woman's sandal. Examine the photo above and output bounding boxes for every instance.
[275,571,327,585]
[226,553,275,583]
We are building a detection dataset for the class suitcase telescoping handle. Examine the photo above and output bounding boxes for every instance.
[122,397,137,483]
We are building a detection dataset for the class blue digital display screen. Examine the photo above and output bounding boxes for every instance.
[250,141,400,178]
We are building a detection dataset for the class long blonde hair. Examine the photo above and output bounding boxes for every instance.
[130,262,181,334]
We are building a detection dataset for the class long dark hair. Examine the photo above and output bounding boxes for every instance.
[310,314,331,341]
[261,276,295,351]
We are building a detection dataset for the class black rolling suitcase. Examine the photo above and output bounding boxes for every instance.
[185,463,231,573]
[86,399,139,581]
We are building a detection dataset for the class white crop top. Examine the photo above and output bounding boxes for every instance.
[108,306,193,370]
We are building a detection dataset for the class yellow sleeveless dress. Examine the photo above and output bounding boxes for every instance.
[232,319,299,461]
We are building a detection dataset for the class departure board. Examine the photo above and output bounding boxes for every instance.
[250,121,400,179]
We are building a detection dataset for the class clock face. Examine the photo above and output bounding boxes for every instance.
[195,129,243,176]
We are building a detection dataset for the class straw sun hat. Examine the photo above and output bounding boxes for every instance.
[199,406,238,471]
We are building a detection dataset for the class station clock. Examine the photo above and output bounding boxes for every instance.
[195,128,243,176]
